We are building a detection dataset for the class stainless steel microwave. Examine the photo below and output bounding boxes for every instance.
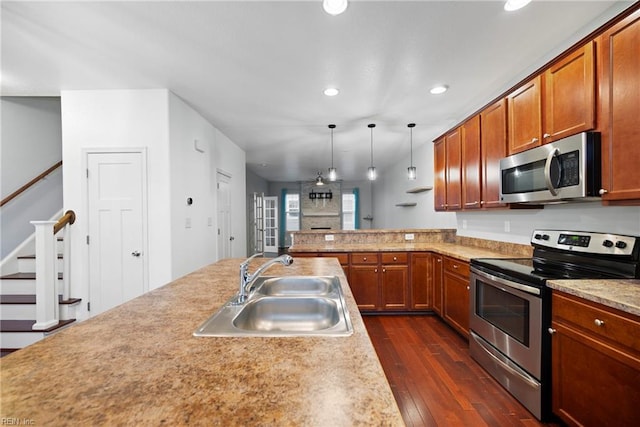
[499,132,601,204]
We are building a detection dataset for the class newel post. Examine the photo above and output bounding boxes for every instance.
[31,221,59,330]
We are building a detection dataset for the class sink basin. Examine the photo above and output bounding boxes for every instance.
[193,275,353,337]
[252,276,339,296]
[233,297,340,332]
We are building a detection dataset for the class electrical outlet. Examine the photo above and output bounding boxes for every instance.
[405,233,415,241]
[207,217,213,227]
[185,217,192,229]
[325,234,335,241]
[504,220,510,233]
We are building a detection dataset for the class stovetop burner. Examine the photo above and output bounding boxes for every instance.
[471,229,640,287]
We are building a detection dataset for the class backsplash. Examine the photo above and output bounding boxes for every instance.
[292,229,456,245]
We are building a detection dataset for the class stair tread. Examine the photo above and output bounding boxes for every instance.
[0,319,75,333]
[0,272,63,280]
[18,254,63,259]
[0,294,81,305]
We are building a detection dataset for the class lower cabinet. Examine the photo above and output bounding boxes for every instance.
[432,254,444,316]
[410,253,432,310]
[381,253,409,310]
[442,256,470,338]
[550,291,640,426]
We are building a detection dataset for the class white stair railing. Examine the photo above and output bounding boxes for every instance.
[31,210,75,331]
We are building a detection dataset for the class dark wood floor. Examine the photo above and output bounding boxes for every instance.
[363,315,560,427]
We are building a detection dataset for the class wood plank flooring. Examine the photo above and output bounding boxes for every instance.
[363,315,560,427]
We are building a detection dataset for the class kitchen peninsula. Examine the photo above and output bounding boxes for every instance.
[0,258,404,426]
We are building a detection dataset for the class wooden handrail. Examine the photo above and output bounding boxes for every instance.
[0,161,63,207]
[53,210,76,235]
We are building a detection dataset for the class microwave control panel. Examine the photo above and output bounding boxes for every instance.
[558,151,580,187]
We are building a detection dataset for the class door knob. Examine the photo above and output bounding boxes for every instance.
[131,251,141,257]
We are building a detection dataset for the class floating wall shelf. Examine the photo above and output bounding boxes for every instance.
[395,202,417,207]
[406,186,433,194]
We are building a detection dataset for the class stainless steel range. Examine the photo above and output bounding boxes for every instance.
[469,230,640,421]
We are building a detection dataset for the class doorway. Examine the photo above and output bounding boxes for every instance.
[217,171,233,259]
[87,150,148,315]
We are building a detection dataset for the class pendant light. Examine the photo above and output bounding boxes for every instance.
[407,123,417,180]
[328,124,337,181]
[367,124,377,181]
[316,171,325,186]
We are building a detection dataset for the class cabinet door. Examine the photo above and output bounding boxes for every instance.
[508,76,542,155]
[432,254,443,316]
[445,128,462,210]
[598,9,640,203]
[480,99,508,208]
[461,115,481,209]
[433,137,447,211]
[552,324,640,426]
[543,42,595,142]
[443,271,470,338]
[381,265,408,310]
[410,253,432,310]
[349,265,379,311]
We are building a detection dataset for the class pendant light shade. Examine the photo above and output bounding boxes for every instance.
[407,123,417,180]
[367,124,377,181]
[323,0,348,16]
[316,171,325,186]
[328,124,337,181]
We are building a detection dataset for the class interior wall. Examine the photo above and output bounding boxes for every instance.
[61,89,173,320]
[1,97,63,258]
[168,93,218,279]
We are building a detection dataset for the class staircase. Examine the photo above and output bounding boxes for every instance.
[0,237,80,357]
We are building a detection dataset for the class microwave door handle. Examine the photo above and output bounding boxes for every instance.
[544,148,560,196]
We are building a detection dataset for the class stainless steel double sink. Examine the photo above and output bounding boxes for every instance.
[193,276,353,337]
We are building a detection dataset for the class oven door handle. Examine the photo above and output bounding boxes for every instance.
[471,332,541,390]
[470,267,541,296]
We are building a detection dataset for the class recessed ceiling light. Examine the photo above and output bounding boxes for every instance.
[324,87,339,97]
[430,85,449,95]
[323,0,348,16]
[504,0,532,12]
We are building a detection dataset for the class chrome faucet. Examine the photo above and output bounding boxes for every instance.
[234,253,294,304]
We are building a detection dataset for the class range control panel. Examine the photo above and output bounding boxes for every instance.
[532,230,638,256]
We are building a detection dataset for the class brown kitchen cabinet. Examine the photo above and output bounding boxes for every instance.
[431,253,444,316]
[349,252,380,311]
[507,42,595,155]
[442,256,470,338]
[480,99,508,209]
[550,291,640,426]
[380,253,409,311]
[290,251,350,282]
[461,115,482,209]
[445,128,462,210]
[597,9,640,204]
[410,252,432,310]
[433,137,447,211]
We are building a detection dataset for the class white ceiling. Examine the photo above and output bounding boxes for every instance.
[1,0,631,182]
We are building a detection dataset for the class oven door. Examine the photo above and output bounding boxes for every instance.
[469,267,542,379]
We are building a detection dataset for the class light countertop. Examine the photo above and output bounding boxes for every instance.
[547,279,640,317]
[0,258,404,426]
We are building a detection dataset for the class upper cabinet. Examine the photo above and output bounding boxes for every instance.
[507,42,595,155]
[480,100,508,209]
[433,137,447,211]
[461,115,482,209]
[597,9,640,204]
[445,128,462,210]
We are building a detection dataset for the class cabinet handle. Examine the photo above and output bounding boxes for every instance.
[466,286,470,290]
[363,257,367,261]
[531,137,539,143]
[543,133,551,139]
[453,264,458,269]
[548,328,557,335]
[383,268,386,273]
[594,319,605,327]
[375,268,378,273]
[599,189,608,196]
[393,256,397,261]
[437,259,442,263]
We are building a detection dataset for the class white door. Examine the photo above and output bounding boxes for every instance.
[87,151,147,315]
[217,172,232,259]
[263,196,278,254]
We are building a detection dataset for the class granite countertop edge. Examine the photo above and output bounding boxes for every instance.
[547,279,640,317]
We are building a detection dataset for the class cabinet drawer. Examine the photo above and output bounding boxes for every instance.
[552,292,640,355]
[443,257,470,278]
[322,253,349,265]
[381,252,408,265]
[351,252,379,265]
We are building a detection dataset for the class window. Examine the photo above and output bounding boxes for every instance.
[342,193,356,230]
[285,193,300,232]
